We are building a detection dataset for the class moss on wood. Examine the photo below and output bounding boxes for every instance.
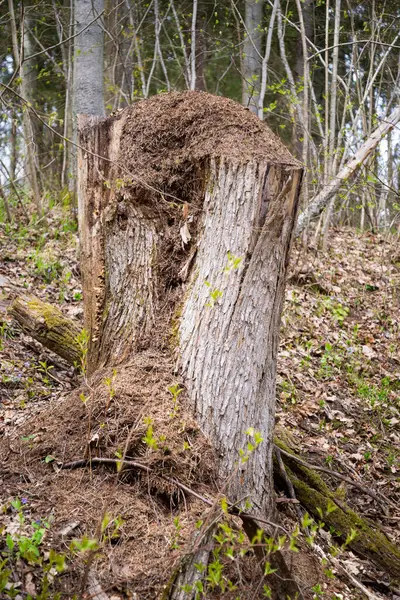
[274,438,400,579]
[9,294,82,366]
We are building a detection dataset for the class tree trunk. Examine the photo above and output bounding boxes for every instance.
[77,92,302,592]
[242,0,264,113]
[73,0,105,117]
[8,0,41,213]
[71,0,105,200]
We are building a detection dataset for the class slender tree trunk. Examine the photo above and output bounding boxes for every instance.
[258,0,278,120]
[321,0,341,248]
[71,0,105,206]
[10,110,18,183]
[190,0,198,90]
[242,0,264,113]
[8,0,41,213]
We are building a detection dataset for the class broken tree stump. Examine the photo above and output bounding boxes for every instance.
[77,91,303,596]
[9,294,81,366]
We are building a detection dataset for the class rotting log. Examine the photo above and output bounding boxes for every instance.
[275,439,400,579]
[9,294,81,366]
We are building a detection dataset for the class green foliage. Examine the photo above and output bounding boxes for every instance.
[205,281,223,308]
[0,498,66,599]
[239,428,264,464]
[75,328,89,375]
[28,250,63,283]
[168,383,183,418]
[103,368,117,410]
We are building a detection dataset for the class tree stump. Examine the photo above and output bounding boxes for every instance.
[78,91,302,592]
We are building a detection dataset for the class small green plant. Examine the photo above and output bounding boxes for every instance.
[170,517,182,550]
[168,383,183,417]
[321,298,349,325]
[239,428,264,464]
[205,281,223,307]
[103,368,117,410]
[0,498,66,598]
[38,360,54,387]
[75,328,89,375]
[280,378,297,405]
[58,270,72,302]
[142,417,159,450]
[29,250,63,283]
[318,342,344,379]
[224,251,242,273]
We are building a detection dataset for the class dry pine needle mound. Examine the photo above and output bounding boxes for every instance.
[105,90,300,190]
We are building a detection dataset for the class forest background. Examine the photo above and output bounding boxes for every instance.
[0,0,400,237]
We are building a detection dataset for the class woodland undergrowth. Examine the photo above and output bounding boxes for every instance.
[0,209,399,599]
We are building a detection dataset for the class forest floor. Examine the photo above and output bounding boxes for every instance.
[0,211,399,599]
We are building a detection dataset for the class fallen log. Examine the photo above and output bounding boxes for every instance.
[275,439,400,579]
[9,294,82,366]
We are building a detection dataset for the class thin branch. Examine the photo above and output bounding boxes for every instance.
[307,39,400,62]
[23,9,105,63]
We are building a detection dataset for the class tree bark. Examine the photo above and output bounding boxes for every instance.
[77,92,302,593]
[242,0,264,113]
[71,0,105,200]
[73,0,105,118]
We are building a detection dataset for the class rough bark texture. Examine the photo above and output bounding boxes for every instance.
[9,294,81,365]
[77,91,302,593]
[179,159,302,514]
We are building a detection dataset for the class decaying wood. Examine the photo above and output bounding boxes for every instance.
[275,440,400,579]
[9,294,81,365]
